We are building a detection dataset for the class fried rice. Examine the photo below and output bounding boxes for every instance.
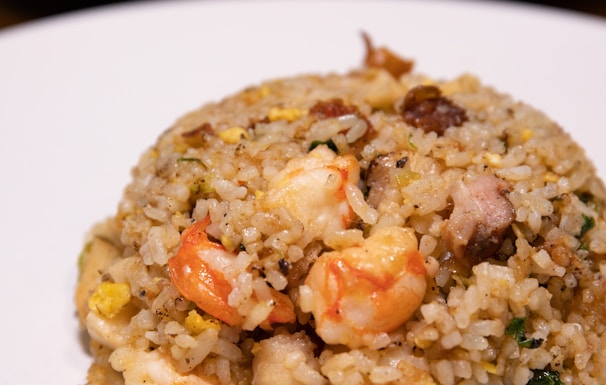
[75,38,606,385]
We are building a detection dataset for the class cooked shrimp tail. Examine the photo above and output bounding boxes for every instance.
[169,217,295,328]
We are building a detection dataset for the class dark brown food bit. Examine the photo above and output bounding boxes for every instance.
[286,242,323,289]
[365,151,410,208]
[395,156,408,168]
[247,116,271,130]
[278,258,290,275]
[309,98,375,154]
[400,85,468,135]
[362,32,414,79]
[181,122,214,147]
[309,98,359,119]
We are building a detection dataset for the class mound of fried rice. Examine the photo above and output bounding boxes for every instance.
[75,39,606,385]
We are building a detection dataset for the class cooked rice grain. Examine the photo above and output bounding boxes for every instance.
[76,64,606,385]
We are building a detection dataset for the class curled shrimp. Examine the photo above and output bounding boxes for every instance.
[260,145,362,242]
[303,226,427,348]
[168,216,295,328]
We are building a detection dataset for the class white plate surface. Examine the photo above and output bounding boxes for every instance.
[1,1,605,383]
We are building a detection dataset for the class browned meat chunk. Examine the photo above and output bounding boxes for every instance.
[365,151,409,208]
[309,98,376,154]
[400,85,468,135]
[362,32,414,79]
[181,122,214,147]
[309,98,359,119]
[443,175,514,265]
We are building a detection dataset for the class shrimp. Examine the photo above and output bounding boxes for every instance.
[303,226,427,348]
[260,145,363,243]
[168,216,295,328]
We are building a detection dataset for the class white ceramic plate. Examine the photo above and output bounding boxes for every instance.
[1,1,605,383]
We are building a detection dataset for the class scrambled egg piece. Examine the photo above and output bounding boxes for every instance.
[481,361,499,374]
[88,282,131,318]
[543,171,560,183]
[184,310,220,334]
[394,169,421,188]
[218,126,249,144]
[521,128,534,142]
[268,107,306,122]
[240,85,271,104]
[220,234,239,253]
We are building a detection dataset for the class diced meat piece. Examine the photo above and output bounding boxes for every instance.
[309,99,375,153]
[180,122,214,147]
[362,32,414,78]
[365,151,409,208]
[400,85,468,135]
[443,175,514,265]
[286,242,323,290]
[309,98,359,119]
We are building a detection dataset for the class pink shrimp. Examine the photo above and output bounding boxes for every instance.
[168,217,295,328]
[260,145,362,242]
[303,226,427,348]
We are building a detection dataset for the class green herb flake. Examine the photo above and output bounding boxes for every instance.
[526,369,564,385]
[362,223,372,238]
[191,177,215,196]
[579,214,595,238]
[309,139,338,153]
[408,133,418,150]
[177,157,203,164]
[505,317,543,349]
[576,191,593,204]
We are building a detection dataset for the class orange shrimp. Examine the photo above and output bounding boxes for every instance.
[168,216,295,328]
[260,145,363,242]
[303,226,427,348]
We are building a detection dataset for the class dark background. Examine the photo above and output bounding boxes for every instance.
[0,0,605,29]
